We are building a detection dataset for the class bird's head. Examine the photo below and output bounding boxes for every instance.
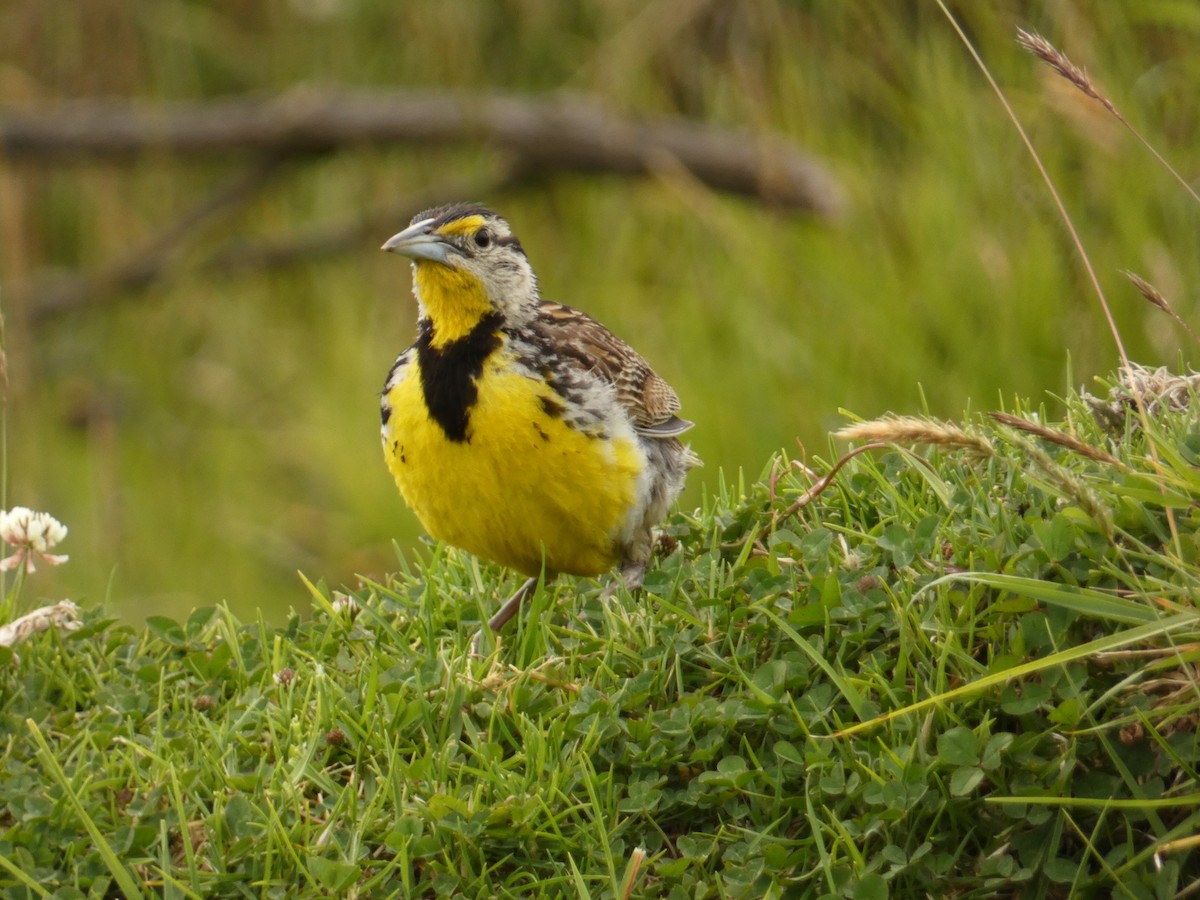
[382,203,539,340]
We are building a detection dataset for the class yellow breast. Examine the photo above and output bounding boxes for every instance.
[382,349,646,578]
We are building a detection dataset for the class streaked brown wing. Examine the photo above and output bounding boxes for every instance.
[533,301,693,437]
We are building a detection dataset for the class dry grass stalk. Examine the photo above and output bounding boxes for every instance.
[1094,643,1200,662]
[1017,28,1200,207]
[620,847,647,900]
[1123,270,1200,344]
[0,307,7,405]
[835,415,994,456]
[937,8,1138,452]
[989,411,1126,468]
[774,442,889,522]
[995,17,1185,552]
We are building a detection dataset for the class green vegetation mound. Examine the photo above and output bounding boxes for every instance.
[2,373,1198,897]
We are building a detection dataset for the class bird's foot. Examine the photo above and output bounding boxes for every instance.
[469,627,492,658]
[470,575,538,657]
[599,561,646,604]
[621,561,647,592]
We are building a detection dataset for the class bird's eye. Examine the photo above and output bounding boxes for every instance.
[473,228,491,248]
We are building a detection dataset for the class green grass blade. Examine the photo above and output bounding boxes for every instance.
[986,794,1200,810]
[759,606,866,717]
[0,852,50,897]
[834,611,1200,737]
[921,572,1161,624]
[25,719,146,899]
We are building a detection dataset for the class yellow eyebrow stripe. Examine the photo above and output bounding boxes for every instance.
[436,215,486,238]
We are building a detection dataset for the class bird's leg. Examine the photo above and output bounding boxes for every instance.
[470,575,539,656]
[621,560,647,592]
[600,553,648,602]
[487,575,540,632]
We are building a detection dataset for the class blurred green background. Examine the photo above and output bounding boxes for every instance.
[1,1,1197,623]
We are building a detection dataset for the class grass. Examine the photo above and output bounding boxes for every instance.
[1,2,1199,895]
[2,380,1199,897]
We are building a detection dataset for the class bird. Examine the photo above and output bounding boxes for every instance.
[378,202,699,651]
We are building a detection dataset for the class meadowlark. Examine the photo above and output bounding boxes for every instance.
[379,202,698,649]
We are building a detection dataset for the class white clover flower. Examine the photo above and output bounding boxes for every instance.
[0,507,69,573]
[330,592,361,620]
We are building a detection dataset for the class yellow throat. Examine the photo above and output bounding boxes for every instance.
[413,261,494,347]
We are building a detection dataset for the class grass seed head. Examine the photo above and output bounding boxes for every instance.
[835,415,994,456]
[1123,270,1199,344]
[1007,432,1114,537]
[1017,29,1119,117]
[989,411,1124,468]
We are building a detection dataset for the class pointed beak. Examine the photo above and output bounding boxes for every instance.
[381,217,455,264]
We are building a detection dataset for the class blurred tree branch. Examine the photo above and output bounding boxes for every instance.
[3,88,843,321]
[0,88,842,213]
